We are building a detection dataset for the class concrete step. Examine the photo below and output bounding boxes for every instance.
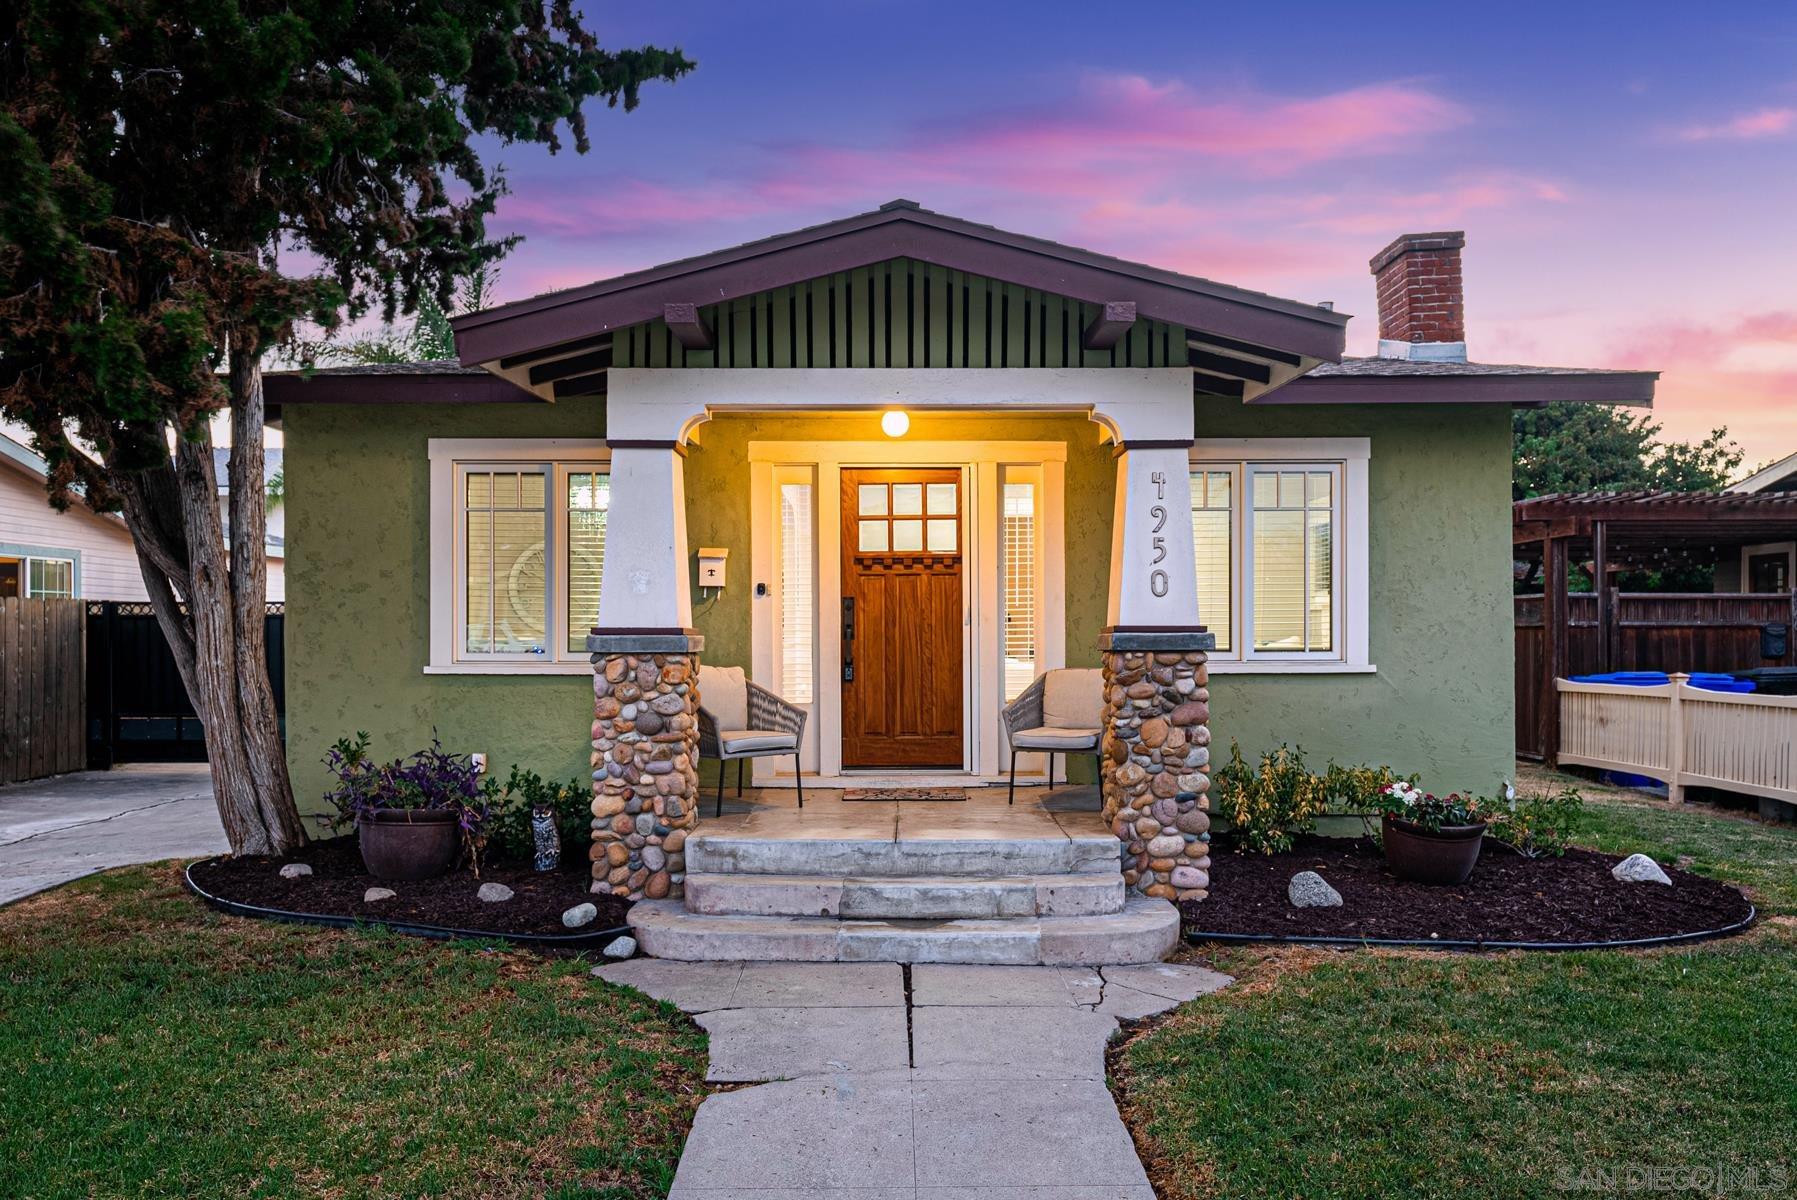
[683,871,1127,920]
[627,896,1181,966]
[685,832,1122,878]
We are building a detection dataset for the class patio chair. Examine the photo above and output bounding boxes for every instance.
[1000,667,1105,804]
[696,664,807,817]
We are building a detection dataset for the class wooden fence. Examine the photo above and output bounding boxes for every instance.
[0,597,86,785]
[1557,674,1797,805]
[1516,591,1796,758]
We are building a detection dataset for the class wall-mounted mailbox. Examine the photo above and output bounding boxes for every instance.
[697,547,729,589]
[1763,622,1788,660]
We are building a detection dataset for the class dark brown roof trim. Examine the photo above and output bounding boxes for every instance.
[262,371,538,406]
[450,201,1349,366]
[1256,371,1657,407]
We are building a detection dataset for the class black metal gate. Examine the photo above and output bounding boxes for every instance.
[86,601,285,767]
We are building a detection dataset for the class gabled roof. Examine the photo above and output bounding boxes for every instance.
[1728,450,1797,494]
[450,200,1350,395]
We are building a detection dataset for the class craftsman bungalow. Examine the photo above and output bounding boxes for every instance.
[268,203,1653,953]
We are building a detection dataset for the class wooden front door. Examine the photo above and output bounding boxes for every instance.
[840,468,965,768]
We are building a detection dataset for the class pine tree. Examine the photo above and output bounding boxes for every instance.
[0,1,692,853]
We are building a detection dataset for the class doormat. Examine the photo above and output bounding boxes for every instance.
[841,787,967,802]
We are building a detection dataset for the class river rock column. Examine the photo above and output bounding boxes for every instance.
[1101,638,1214,903]
[589,632,704,902]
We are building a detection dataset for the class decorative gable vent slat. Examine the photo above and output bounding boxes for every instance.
[609,259,1188,369]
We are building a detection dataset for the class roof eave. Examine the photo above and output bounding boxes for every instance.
[449,205,1349,370]
[1253,371,1658,407]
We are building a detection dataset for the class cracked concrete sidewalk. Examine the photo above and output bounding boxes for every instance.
[0,763,226,905]
[595,958,1231,1198]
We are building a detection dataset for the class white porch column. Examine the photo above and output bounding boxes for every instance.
[589,441,703,903]
[595,444,693,634]
[1105,444,1201,631]
[1097,434,1215,907]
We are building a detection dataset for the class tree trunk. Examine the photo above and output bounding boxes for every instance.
[115,344,305,856]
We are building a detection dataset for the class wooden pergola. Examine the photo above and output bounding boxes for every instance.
[1513,490,1797,762]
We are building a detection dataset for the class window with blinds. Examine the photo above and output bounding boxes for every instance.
[1191,460,1341,660]
[1251,469,1333,652]
[566,472,609,653]
[463,468,549,655]
[1189,470,1232,653]
[23,557,75,599]
[778,479,816,703]
[1002,476,1038,701]
[452,457,608,664]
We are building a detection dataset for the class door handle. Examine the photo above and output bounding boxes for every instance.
[841,597,855,682]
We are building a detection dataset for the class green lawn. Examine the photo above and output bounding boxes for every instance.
[1120,786,1797,1200]
[0,866,706,1200]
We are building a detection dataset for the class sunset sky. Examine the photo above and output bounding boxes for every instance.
[460,0,1796,471]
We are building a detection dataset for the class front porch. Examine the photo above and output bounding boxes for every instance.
[624,782,1188,964]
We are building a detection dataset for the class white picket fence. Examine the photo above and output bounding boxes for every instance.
[1557,674,1797,804]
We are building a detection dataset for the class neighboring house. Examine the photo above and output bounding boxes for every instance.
[1,430,145,600]
[0,429,285,601]
[1729,450,1797,495]
[266,205,1655,823]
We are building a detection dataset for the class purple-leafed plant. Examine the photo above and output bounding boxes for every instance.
[319,732,491,848]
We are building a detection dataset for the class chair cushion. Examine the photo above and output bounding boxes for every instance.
[698,664,748,731]
[719,729,799,755]
[1043,668,1104,729]
[1009,725,1102,750]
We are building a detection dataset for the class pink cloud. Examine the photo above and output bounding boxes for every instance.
[1673,106,1796,141]
[1598,311,1797,464]
[1292,172,1570,236]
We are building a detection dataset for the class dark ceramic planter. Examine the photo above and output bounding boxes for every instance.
[1382,814,1487,885]
[357,809,460,881]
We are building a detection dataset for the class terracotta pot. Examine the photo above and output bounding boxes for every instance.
[1381,814,1486,885]
[357,809,460,881]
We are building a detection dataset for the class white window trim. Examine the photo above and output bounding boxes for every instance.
[427,438,609,675]
[1191,437,1373,675]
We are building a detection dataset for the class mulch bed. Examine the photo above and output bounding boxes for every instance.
[1181,835,1754,945]
[188,835,633,939]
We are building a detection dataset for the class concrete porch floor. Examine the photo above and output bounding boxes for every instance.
[694,781,1108,842]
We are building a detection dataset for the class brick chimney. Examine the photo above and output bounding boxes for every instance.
[1370,231,1466,362]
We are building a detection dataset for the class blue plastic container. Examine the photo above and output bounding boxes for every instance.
[1570,671,1755,694]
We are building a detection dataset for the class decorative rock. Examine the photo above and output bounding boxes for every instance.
[278,863,312,879]
[1170,866,1208,890]
[1288,870,1343,908]
[562,902,598,928]
[362,886,396,902]
[601,935,637,960]
[1145,833,1186,858]
[1612,853,1672,886]
[477,882,514,903]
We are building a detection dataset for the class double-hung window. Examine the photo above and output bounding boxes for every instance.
[1189,439,1371,673]
[428,440,609,673]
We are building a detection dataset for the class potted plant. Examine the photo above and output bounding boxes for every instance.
[321,734,489,881]
[1374,781,1488,884]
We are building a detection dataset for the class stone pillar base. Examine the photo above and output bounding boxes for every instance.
[1099,629,1215,903]
[589,632,704,901]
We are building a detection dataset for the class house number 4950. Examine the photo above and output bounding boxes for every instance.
[1148,471,1169,598]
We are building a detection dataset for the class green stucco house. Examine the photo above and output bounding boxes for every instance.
[266,203,1653,956]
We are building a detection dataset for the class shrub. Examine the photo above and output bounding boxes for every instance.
[1321,761,1413,811]
[480,765,594,864]
[1483,786,1583,858]
[1214,742,1329,854]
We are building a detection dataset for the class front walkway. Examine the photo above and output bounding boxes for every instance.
[597,957,1231,1198]
[0,763,225,905]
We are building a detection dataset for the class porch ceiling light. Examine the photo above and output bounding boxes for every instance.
[880,409,910,438]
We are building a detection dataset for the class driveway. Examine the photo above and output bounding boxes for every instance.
[0,763,227,905]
